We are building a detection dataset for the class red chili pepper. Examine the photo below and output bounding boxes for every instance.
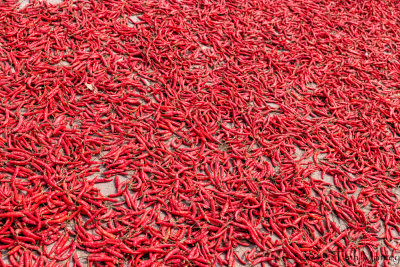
[0,212,24,218]
[0,0,399,265]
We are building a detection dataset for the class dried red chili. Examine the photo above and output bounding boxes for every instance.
[0,0,399,265]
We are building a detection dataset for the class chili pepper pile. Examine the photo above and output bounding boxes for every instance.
[0,0,400,266]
